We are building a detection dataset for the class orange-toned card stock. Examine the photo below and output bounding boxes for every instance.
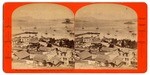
[3,2,147,73]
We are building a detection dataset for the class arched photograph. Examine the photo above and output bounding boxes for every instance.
[12,3,75,69]
[74,4,137,69]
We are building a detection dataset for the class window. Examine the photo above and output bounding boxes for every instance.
[63,58,67,61]
[125,58,129,61]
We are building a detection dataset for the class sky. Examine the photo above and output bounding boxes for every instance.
[12,3,74,20]
[75,4,137,20]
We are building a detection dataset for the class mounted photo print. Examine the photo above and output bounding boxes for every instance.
[3,2,147,73]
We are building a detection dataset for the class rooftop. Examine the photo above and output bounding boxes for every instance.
[14,51,30,59]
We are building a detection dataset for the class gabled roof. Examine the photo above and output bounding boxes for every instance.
[78,51,92,60]
[38,47,49,51]
[100,47,117,52]
[33,54,47,62]
[94,54,110,62]
[121,48,135,53]
[46,55,61,65]
[112,56,123,65]
[39,42,47,46]
[46,53,57,61]
[29,38,39,43]
[14,51,30,59]
[107,50,120,60]
[12,37,21,42]
[131,56,137,61]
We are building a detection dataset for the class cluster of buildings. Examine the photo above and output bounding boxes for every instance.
[74,32,137,69]
[12,32,74,68]
[12,31,137,69]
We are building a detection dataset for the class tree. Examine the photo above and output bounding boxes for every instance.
[49,38,55,44]
[121,40,125,47]
[111,38,117,45]
[69,40,74,48]
[105,60,109,67]
[59,40,63,47]
[109,43,114,48]
[47,43,52,47]
[36,43,41,51]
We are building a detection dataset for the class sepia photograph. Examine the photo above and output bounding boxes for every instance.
[11,3,138,69]
[2,2,148,73]
[12,3,75,69]
[74,4,138,69]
